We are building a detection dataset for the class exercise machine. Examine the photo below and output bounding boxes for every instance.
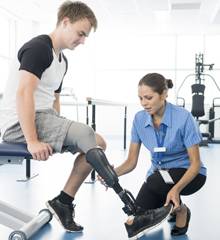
[0,200,52,240]
[176,53,220,146]
[0,142,52,240]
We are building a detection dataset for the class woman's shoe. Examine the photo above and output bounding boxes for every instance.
[171,207,191,236]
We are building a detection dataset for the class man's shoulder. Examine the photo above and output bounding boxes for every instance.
[17,35,54,69]
[21,35,52,49]
[18,35,53,59]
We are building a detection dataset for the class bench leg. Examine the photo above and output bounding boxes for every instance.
[16,158,39,182]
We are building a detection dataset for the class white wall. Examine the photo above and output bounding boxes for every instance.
[1,2,220,139]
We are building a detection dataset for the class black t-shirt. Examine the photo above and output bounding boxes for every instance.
[18,34,68,93]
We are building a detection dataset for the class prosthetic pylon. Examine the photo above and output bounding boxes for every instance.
[86,148,138,216]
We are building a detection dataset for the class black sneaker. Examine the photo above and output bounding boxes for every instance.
[124,204,173,239]
[46,198,83,232]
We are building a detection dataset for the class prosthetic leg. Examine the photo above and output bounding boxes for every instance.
[86,148,138,216]
[86,148,174,239]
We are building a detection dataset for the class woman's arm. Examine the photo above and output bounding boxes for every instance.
[173,144,201,192]
[114,142,141,177]
[165,144,201,208]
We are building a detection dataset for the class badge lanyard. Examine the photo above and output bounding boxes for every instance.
[154,124,167,160]
[154,124,174,184]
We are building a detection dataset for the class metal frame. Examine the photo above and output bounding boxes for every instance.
[0,200,52,240]
[86,97,128,182]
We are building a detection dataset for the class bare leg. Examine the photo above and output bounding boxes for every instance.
[63,133,106,197]
[175,204,187,227]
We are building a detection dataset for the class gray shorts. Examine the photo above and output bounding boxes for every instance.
[3,109,96,153]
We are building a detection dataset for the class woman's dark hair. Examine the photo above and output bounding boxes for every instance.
[138,73,173,94]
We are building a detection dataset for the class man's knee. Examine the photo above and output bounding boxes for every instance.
[65,123,96,152]
[95,133,107,150]
[80,124,95,139]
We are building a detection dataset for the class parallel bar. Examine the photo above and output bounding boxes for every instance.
[86,105,89,125]
[92,105,96,131]
[86,97,128,182]
[86,97,127,150]
[86,97,127,107]
[124,106,127,150]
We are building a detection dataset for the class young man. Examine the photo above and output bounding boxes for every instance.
[0,1,172,238]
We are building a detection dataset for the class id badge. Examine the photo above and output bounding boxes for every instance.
[159,170,174,184]
[154,147,166,153]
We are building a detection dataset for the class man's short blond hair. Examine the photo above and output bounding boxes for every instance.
[57,1,97,31]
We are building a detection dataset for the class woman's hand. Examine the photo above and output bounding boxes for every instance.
[164,187,181,210]
[97,175,109,191]
[97,164,115,191]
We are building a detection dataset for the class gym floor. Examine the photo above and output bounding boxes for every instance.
[0,138,219,240]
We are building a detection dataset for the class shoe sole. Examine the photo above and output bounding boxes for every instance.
[128,205,173,240]
[45,201,83,233]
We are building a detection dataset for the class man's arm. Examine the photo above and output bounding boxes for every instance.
[53,93,60,114]
[16,70,53,160]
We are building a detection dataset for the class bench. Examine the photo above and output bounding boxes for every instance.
[0,142,38,182]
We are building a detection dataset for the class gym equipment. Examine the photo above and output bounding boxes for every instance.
[0,200,52,240]
[0,142,53,239]
[86,147,137,216]
[0,142,38,182]
[176,53,220,146]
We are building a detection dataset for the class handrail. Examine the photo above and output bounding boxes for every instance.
[86,97,128,182]
[60,88,87,121]
[86,97,127,107]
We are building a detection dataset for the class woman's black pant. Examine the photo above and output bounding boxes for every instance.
[136,168,206,210]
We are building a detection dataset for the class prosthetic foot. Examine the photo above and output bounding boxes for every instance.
[86,147,138,216]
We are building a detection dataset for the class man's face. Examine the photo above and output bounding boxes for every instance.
[62,18,92,50]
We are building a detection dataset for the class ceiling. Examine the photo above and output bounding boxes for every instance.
[1,0,220,34]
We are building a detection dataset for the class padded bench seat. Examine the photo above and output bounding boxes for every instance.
[0,142,38,182]
[0,142,31,157]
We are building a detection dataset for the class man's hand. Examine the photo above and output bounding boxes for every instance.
[27,141,53,160]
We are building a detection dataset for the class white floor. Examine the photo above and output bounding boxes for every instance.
[0,138,219,240]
